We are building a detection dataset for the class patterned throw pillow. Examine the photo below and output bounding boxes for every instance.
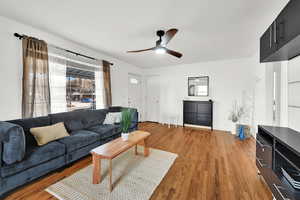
[103,112,122,124]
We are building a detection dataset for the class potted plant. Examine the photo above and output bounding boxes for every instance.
[120,108,133,141]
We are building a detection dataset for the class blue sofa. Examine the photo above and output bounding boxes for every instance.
[0,107,138,197]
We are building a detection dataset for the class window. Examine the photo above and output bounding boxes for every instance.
[48,46,105,113]
[66,68,96,111]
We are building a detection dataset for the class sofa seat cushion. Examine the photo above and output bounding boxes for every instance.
[57,130,100,152]
[1,141,65,178]
[87,124,119,140]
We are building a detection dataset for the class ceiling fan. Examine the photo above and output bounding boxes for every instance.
[127,29,183,58]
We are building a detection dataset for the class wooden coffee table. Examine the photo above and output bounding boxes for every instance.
[91,130,151,191]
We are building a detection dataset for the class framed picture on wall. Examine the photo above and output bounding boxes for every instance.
[188,76,209,96]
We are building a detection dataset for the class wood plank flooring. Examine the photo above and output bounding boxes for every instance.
[4,122,272,200]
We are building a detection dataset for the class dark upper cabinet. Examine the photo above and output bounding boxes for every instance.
[260,0,300,63]
[260,24,276,62]
[277,1,300,48]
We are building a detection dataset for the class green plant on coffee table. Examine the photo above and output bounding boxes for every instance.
[120,108,133,133]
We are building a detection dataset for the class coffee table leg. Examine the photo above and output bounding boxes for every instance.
[135,145,138,155]
[143,139,150,157]
[92,154,101,184]
[109,159,113,192]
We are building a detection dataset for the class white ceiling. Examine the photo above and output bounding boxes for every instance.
[0,0,288,68]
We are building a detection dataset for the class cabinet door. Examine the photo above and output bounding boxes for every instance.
[184,101,197,113]
[184,113,196,124]
[256,136,272,168]
[197,102,211,114]
[276,0,300,49]
[260,25,274,62]
[196,114,211,126]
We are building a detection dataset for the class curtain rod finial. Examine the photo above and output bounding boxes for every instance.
[14,33,24,39]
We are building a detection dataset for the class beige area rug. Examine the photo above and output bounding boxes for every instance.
[46,146,177,200]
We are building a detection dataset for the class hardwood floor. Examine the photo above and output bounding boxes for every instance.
[4,122,272,200]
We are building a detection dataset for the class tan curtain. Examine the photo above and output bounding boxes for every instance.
[22,37,50,118]
[102,60,112,107]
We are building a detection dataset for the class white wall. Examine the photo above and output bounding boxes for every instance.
[288,56,300,131]
[280,61,288,127]
[143,55,266,133]
[0,16,142,120]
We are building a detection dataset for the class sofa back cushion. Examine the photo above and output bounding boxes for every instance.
[0,122,26,165]
[108,106,123,112]
[49,111,85,132]
[80,109,108,128]
[7,116,51,146]
[49,109,108,131]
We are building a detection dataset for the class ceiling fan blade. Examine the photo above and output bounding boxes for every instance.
[127,47,155,53]
[166,48,183,58]
[161,29,178,46]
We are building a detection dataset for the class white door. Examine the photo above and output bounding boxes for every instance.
[146,75,160,122]
[128,74,142,121]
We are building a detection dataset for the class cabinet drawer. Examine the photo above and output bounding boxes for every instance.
[256,137,272,168]
[260,168,294,200]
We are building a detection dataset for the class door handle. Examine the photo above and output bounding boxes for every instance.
[256,158,267,168]
[270,26,272,48]
[256,139,265,148]
[280,21,285,40]
[274,20,277,44]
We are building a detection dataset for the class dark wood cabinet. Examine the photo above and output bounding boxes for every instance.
[260,0,300,63]
[183,100,213,130]
[260,25,275,62]
[256,125,300,200]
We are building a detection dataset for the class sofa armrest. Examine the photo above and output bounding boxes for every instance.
[0,142,3,171]
[0,122,26,166]
[0,128,9,169]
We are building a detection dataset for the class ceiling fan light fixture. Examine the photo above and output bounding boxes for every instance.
[127,28,182,58]
[155,47,166,54]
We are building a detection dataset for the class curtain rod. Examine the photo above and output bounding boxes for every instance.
[14,33,114,66]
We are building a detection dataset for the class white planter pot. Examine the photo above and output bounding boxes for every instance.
[121,133,130,141]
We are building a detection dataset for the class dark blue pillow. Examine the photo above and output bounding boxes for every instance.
[0,122,26,165]
[64,120,84,133]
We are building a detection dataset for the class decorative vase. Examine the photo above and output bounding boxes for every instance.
[239,126,245,140]
[121,133,130,141]
[232,122,237,135]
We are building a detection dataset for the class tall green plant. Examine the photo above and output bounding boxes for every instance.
[120,108,133,133]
